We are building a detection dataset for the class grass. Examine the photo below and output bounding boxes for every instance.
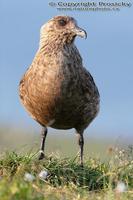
[0,147,133,200]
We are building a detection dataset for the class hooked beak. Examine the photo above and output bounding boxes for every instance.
[73,26,87,39]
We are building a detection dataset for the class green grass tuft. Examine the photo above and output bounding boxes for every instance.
[0,147,133,200]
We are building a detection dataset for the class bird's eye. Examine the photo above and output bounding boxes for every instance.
[58,19,67,26]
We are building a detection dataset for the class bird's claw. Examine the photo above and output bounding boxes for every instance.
[80,162,84,168]
[38,151,45,160]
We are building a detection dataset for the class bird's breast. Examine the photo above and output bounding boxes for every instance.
[19,64,64,125]
[19,49,99,129]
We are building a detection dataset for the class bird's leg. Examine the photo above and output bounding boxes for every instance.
[76,131,84,166]
[38,126,47,160]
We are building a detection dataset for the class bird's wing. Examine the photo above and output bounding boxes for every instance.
[81,67,100,98]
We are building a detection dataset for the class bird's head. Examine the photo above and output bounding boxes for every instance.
[40,16,87,49]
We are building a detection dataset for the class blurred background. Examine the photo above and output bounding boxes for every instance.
[0,0,133,158]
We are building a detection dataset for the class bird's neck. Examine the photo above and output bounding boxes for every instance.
[39,33,75,54]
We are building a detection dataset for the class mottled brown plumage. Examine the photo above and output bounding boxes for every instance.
[19,16,100,165]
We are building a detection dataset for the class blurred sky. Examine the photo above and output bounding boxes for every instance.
[0,0,133,139]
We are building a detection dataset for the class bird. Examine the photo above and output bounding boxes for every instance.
[19,15,100,166]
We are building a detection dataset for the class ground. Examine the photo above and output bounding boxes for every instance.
[0,147,133,200]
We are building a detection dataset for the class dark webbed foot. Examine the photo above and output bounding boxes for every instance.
[38,126,47,160]
[80,162,84,168]
[38,150,45,160]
